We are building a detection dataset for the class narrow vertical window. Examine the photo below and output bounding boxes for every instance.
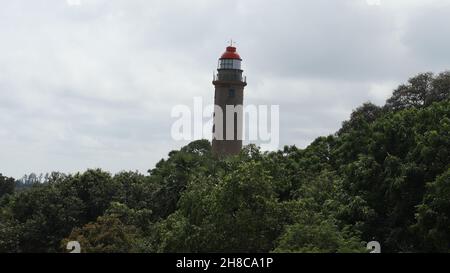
[229,89,235,98]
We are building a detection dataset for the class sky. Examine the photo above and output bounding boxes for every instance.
[0,0,449,178]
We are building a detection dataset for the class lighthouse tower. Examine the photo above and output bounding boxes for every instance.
[212,44,247,157]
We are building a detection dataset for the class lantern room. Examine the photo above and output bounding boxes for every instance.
[218,46,242,70]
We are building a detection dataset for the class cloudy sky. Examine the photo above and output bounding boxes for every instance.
[1,0,449,178]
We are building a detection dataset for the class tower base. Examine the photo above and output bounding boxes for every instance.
[212,139,242,157]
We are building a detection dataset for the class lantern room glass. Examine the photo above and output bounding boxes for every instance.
[218,59,242,70]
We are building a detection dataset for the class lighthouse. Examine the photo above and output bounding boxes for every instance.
[212,44,247,157]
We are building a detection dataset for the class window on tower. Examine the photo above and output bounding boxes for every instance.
[229,89,235,98]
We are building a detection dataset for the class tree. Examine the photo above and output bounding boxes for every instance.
[0,203,22,253]
[5,184,85,252]
[413,170,450,252]
[154,157,282,253]
[0,174,15,198]
[385,72,450,111]
[62,215,142,253]
[274,219,365,253]
[427,71,450,105]
[336,99,450,252]
[150,140,213,220]
[67,169,121,222]
[386,73,434,111]
[339,103,383,136]
[105,202,153,234]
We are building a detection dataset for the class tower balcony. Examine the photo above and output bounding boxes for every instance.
[213,72,247,85]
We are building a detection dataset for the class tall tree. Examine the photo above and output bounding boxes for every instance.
[0,174,15,198]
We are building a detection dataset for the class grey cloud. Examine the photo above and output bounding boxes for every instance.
[0,0,449,178]
[402,3,450,69]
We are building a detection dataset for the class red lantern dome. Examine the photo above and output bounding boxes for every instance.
[220,46,242,60]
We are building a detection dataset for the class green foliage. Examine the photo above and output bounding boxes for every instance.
[62,215,143,253]
[153,157,282,253]
[414,170,450,252]
[336,99,450,251]
[386,72,449,111]
[149,140,213,220]
[274,219,366,253]
[0,169,154,252]
[0,174,15,198]
[0,72,449,253]
[67,169,121,222]
[339,102,383,136]
[3,184,85,252]
[0,206,21,252]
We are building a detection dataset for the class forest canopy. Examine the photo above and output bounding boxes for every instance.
[0,71,449,253]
